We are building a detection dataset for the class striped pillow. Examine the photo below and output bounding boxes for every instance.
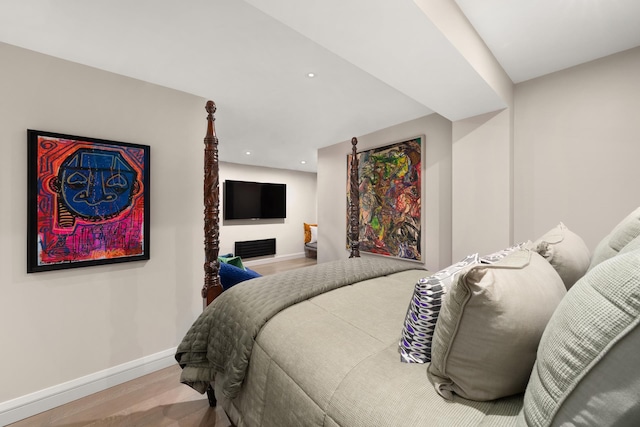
[399,254,478,363]
[480,241,528,264]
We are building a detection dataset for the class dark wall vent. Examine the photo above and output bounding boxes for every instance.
[235,238,276,259]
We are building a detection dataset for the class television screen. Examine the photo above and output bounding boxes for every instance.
[223,180,287,220]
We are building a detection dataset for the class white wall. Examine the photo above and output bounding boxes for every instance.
[0,42,315,418]
[451,108,514,260]
[416,0,516,261]
[317,114,452,272]
[219,162,317,263]
[0,42,201,405]
[513,46,640,249]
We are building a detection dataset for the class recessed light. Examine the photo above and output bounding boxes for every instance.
[300,160,307,164]
[245,151,251,155]
[307,72,315,78]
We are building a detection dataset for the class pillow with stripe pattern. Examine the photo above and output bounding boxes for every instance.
[480,241,529,264]
[398,253,478,363]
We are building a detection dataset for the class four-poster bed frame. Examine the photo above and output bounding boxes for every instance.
[198,100,360,308]
[201,100,223,307]
[177,100,631,427]
[196,100,361,408]
[175,101,538,426]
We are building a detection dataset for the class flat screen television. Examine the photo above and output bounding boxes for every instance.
[223,180,287,220]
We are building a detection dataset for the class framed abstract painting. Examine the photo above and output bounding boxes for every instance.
[347,136,422,261]
[27,130,150,272]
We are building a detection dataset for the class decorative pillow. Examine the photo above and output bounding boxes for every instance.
[589,206,640,270]
[428,249,566,401]
[218,255,245,270]
[399,254,478,364]
[309,225,318,244]
[304,222,317,244]
[518,248,640,426]
[620,234,640,254]
[480,241,528,264]
[219,262,261,290]
[532,222,590,290]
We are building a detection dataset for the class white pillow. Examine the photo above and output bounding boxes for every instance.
[429,250,566,401]
[533,222,590,290]
[309,226,318,244]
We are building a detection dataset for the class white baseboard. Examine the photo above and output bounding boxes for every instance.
[243,252,305,267]
[0,347,177,426]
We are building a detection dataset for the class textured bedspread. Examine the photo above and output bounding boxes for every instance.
[175,257,419,399]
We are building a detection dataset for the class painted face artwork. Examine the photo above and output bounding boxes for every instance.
[50,148,140,227]
[28,131,149,272]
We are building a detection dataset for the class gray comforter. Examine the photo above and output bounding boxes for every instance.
[175,257,419,399]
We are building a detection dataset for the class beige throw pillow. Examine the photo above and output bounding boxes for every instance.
[533,222,590,290]
[428,249,566,401]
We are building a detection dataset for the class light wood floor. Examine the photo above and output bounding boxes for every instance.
[249,256,316,276]
[9,364,229,427]
[10,257,317,427]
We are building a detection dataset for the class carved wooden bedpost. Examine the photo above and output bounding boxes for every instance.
[202,101,223,307]
[349,137,360,258]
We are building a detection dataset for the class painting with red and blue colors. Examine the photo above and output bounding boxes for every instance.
[347,136,422,261]
[27,130,150,272]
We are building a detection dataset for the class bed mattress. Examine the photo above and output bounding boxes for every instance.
[214,268,523,427]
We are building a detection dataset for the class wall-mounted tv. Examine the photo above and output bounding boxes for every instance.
[223,180,287,220]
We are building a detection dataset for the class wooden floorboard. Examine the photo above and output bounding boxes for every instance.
[9,257,316,427]
[9,365,230,427]
[249,256,316,276]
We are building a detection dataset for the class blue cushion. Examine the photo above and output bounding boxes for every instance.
[219,262,261,290]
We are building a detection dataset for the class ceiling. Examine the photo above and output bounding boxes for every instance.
[1,0,639,172]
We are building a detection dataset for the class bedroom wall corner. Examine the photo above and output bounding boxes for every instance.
[451,108,513,260]
[513,46,640,249]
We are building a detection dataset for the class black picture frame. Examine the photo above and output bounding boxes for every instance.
[27,129,150,273]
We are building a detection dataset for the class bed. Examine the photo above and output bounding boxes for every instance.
[176,101,640,426]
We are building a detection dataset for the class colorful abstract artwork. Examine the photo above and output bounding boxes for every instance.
[347,137,422,261]
[27,130,150,272]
